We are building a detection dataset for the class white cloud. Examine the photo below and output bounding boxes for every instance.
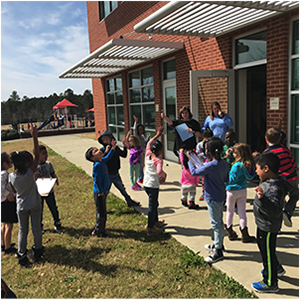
[1,1,91,100]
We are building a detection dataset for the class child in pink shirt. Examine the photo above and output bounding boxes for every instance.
[179,149,200,209]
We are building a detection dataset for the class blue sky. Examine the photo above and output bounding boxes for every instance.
[1,1,91,101]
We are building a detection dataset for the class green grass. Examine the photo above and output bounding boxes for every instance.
[1,139,257,298]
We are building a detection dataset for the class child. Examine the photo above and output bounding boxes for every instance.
[179,149,200,209]
[264,127,298,227]
[222,129,236,171]
[98,131,140,207]
[196,127,213,201]
[36,145,61,233]
[187,137,228,263]
[143,126,167,236]
[85,140,116,238]
[225,143,256,243]
[126,131,144,190]
[252,152,291,293]
[133,115,149,184]
[1,152,18,255]
[9,127,44,266]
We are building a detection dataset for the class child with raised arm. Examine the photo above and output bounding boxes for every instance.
[9,127,44,266]
[264,127,298,227]
[179,149,200,209]
[98,131,140,207]
[133,115,149,184]
[85,140,116,238]
[143,126,167,236]
[125,130,144,190]
[1,152,18,255]
[225,143,256,243]
[187,137,228,264]
[36,145,61,233]
[252,152,291,293]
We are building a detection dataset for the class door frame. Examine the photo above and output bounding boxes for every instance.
[162,79,178,161]
[190,70,235,131]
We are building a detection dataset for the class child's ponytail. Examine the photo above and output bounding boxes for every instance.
[207,137,224,161]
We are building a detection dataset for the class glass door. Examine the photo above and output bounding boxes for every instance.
[163,80,177,161]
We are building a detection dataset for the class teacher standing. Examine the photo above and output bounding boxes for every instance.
[161,106,201,157]
[202,101,233,141]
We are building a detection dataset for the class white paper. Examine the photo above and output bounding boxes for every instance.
[188,152,203,169]
[175,123,194,142]
[36,178,57,197]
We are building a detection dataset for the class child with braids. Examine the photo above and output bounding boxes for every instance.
[9,127,43,266]
[143,126,167,236]
[187,137,228,264]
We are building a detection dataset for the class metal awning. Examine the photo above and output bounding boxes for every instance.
[59,38,184,79]
[134,1,299,37]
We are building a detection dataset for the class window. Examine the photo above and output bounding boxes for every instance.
[106,76,125,141]
[99,1,118,21]
[163,60,176,80]
[129,67,155,136]
[235,31,267,65]
[289,19,299,166]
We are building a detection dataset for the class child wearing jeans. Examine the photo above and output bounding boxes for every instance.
[187,137,228,264]
[9,127,44,266]
[36,145,61,233]
[225,143,256,243]
[1,152,18,255]
[85,140,116,238]
[252,152,291,293]
[126,131,144,191]
[179,149,199,209]
[98,131,140,207]
[143,126,167,236]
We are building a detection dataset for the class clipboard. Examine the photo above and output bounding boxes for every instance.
[36,178,57,197]
[175,123,194,142]
[185,152,203,169]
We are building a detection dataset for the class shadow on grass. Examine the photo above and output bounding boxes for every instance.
[44,245,150,276]
[61,226,172,243]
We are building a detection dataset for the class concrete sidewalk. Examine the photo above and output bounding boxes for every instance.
[39,134,299,299]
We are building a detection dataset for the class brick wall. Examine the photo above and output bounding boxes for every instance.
[87,1,298,138]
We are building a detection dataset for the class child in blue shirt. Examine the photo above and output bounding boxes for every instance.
[187,137,228,264]
[85,140,116,238]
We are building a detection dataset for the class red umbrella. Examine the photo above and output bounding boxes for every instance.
[53,98,78,109]
[85,107,94,112]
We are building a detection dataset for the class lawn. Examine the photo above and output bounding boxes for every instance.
[1,139,256,298]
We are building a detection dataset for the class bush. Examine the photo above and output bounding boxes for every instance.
[1,129,20,141]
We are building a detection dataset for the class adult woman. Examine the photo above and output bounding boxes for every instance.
[161,106,201,157]
[202,101,233,141]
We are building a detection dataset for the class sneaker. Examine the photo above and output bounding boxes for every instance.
[4,246,17,255]
[131,185,137,191]
[204,243,226,252]
[155,219,166,228]
[137,179,143,184]
[199,194,204,201]
[147,226,164,236]
[18,256,31,267]
[54,222,62,233]
[181,200,188,207]
[188,202,200,209]
[282,211,292,227]
[127,200,140,207]
[204,248,224,264]
[91,229,98,236]
[251,280,279,293]
[260,265,286,277]
[97,232,108,238]
[134,183,141,190]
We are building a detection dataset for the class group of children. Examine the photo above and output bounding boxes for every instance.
[1,127,61,266]
[2,116,298,294]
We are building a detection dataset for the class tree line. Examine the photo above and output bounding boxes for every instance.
[1,89,94,125]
